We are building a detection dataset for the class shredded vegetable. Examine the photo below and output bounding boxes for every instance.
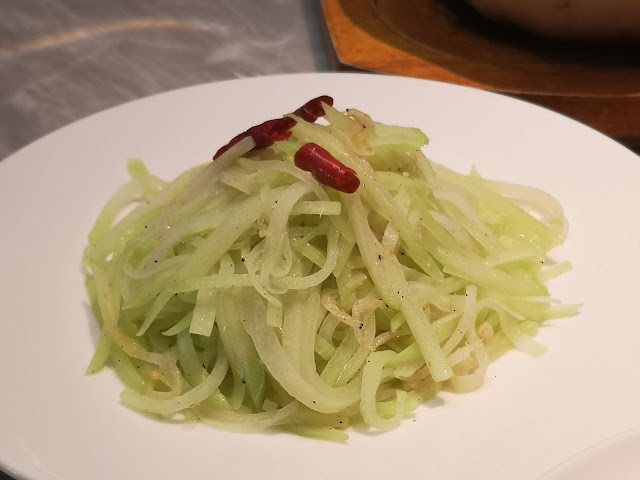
[84,98,578,441]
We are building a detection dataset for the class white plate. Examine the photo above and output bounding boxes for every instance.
[1,73,639,480]
[540,427,640,480]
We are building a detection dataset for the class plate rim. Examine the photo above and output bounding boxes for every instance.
[1,72,636,168]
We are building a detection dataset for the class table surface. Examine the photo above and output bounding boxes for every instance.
[0,0,330,163]
[0,1,327,478]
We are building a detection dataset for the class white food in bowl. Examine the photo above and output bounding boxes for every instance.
[465,0,640,39]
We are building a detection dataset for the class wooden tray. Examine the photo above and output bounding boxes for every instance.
[321,0,640,146]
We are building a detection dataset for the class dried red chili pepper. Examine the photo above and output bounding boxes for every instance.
[213,117,297,160]
[294,95,333,123]
[294,143,360,194]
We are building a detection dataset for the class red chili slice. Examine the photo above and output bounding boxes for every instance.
[294,95,333,123]
[213,117,297,160]
[294,143,360,194]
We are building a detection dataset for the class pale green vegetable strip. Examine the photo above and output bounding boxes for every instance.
[273,227,339,290]
[484,177,566,222]
[314,335,337,360]
[336,262,357,309]
[92,264,183,395]
[318,313,341,342]
[162,312,193,336]
[394,360,424,379]
[333,236,355,277]
[197,402,299,432]
[483,247,544,267]
[442,285,478,355]
[486,331,513,361]
[432,163,562,249]
[476,298,525,321]
[371,122,428,148]
[285,424,349,443]
[121,341,229,415]
[189,288,217,336]
[239,289,360,413]
[449,287,490,393]
[87,164,205,265]
[176,330,209,385]
[179,188,283,280]
[238,158,329,201]
[520,320,539,337]
[137,290,173,336]
[433,187,497,251]
[360,351,407,431]
[437,247,547,297]
[425,208,475,251]
[295,289,324,378]
[170,135,255,208]
[243,240,281,305]
[336,345,373,388]
[539,261,573,282]
[282,291,307,371]
[260,182,310,287]
[290,407,349,429]
[345,194,452,382]
[110,347,146,393]
[498,312,548,357]
[389,311,406,333]
[291,201,341,216]
[377,391,421,417]
[228,380,246,410]
[266,299,284,328]
[122,269,182,309]
[291,238,326,267]
[180,203,255,275]
[86,333,112,375]
[321,330,360,386]
[217,291,266,407]
[169,275,253,293]
[88,178,161,245]
[125,204,234,279]
[541,304,582,320]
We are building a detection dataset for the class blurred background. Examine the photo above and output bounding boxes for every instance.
[3,0,640,163]
[0,0,330,161]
